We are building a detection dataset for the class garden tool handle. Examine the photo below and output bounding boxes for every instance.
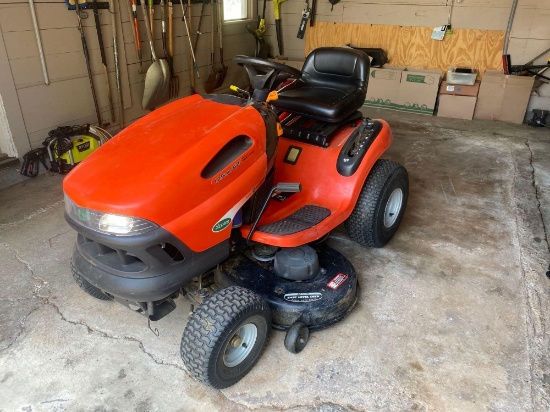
[273,0,287,55]
[148,0,154,40]
[273,0,287,20]
[141,0,157,60]
[168,1,174,57]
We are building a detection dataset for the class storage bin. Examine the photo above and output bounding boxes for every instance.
[447,68,477,85]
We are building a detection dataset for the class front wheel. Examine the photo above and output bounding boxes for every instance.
[284,322,309,354]
[180,286,271,389]
[345,159,409,247]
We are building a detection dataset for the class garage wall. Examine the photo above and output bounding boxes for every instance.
[260,0,550,74]
[0,0,255,158]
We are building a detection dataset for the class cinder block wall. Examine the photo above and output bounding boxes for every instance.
[0,0,255,158]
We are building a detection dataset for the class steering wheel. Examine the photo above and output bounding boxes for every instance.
[234,55,302,101]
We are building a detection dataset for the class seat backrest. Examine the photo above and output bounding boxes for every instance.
[301,47,370,92]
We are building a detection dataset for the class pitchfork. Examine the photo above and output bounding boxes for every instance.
[164,0,179,98]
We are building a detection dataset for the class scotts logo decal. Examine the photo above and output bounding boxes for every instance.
[212,218,232,232]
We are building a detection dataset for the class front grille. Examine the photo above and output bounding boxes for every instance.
[78,234,147,273]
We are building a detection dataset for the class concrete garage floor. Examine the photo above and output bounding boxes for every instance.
[1,108,550,412]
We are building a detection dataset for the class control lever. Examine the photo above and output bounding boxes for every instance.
[337,118,379,177]
[275,182,302,193]
[246,182,302,243]
[348,118,370,157]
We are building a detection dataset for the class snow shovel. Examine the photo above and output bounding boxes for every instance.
[141,0,169,110]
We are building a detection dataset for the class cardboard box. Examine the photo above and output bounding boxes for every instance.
[440,81,480,97]
[474,70,535,124]
[437,95,477,120]
[396,69,442,115]
[364,67,404,109]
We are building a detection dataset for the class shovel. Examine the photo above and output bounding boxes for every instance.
[215,0,227,88]
[141,0,169,110]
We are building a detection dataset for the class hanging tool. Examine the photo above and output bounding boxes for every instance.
[246,0,270,58]
[273,0,288,56]
[309,0,316,26]
[29,0,49,85]
[446,0,454,34]
[129,0,143,70]
[215,0,227,88]
[204,0,217,93]
[75,0,103,125]
[180,0,200,93]
[141,0,170,109]
[328,0,339,11]
[123,0,138,60]
[92,0,115,121]
[187,0,196,93]
[109,0,124,128]
[194,0,206,54]
[297,0,311,39]
[148,0,155,42]
[160,0,175,99]
[168,1,179,98]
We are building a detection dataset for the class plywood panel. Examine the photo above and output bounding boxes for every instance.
[306,22,505,76]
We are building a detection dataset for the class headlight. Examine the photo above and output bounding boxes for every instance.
[64,194,158,236]
[98,214,134,234]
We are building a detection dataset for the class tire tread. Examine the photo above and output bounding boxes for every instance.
[345,159,408,247]
[180,286,271,388]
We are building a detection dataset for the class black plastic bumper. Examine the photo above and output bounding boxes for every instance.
[67,213,229,302]
[73,248,188,301]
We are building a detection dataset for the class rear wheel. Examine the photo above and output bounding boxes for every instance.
[71,261,113,300]
[345,159,409,247]
[180,286,271,388]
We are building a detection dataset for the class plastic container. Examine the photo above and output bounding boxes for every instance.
[446,67,477,85]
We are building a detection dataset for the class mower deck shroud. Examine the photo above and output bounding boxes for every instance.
[216,242,358,331]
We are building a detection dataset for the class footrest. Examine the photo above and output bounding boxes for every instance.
[258,205,331,236]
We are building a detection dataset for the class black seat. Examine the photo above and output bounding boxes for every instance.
[272,47,371,123]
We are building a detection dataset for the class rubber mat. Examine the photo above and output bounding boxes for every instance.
[258,205,331,235]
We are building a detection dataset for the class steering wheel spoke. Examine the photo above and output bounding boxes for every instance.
[234,55,302,102]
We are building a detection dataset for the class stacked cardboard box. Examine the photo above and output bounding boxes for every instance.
[437,81,480,120]
[364,67,442,115]
[474,71,535,124]
[364,67,535,123]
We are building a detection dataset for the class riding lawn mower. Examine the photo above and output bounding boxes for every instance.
[63,47,409,388]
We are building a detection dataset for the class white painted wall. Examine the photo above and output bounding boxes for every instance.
[0,93,18,157]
